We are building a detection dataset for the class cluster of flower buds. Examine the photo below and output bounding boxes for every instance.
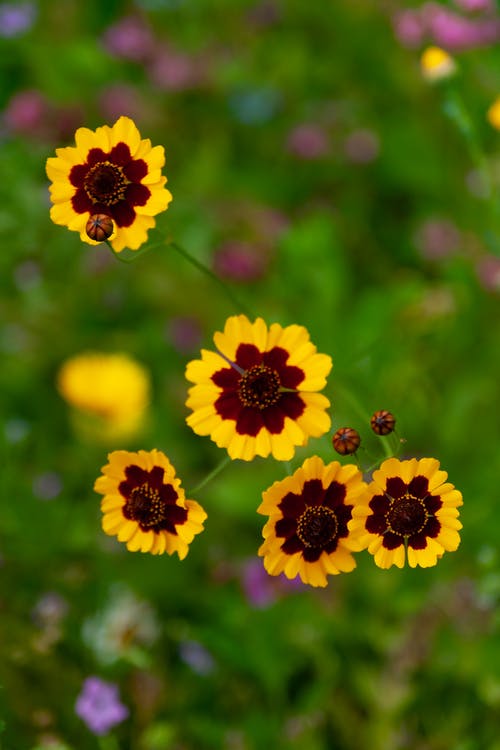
[332,410,396,456]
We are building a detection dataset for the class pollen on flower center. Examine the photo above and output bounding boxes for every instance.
[84,161,129,205]
[238,364,281,409]
[124,483,167,529]
[386,493,427,537]
[297,505,338,549]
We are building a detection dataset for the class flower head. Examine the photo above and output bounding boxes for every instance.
[350,457,463,569]
[420,46,457,82]
[46,116,172,252]
[185,315,332,461]
[57,352,150,440]
[94,449,207,558]
[75,676,128,736]
[257,456,367,587]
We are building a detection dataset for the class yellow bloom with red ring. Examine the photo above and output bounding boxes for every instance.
[94,449,207,558]
[46,116,172,252]
[350,457,463,569]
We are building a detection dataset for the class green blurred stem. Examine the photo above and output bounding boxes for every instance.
[188,455,232,495]
[335,382,393,460]
[98,736,120,750]
[168,241,254,317]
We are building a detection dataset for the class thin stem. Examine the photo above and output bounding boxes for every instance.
[168,240,255,317]
[188,455,232,495]
[98,735,120,750]
[334,382,393,460]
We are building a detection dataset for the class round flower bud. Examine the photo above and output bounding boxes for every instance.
[86,214,114,242]
[332,427,361,456]
[370,410,396,436]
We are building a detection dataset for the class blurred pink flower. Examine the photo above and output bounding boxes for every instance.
[476,256,500,292]
[393,9,425,47]
[423,2,500,50]
[344,129,380,164]
[3,89,48,135]
[98,83,146,123]
[213,240,269,282]
[148,46,206,91]
[286,123,329,160]
[102,15,155,62]
[453,0,495,12]
[167,316,203,354]
[414,218,461,260]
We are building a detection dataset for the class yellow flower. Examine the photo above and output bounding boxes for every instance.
[185,315,332,461]
[94,450,207,557]
[46,116,172,252]
[57,352,150,440]
[257,456,368,587]
[350,457,463,569]
[420,46,456,82]
[487,96,500,130]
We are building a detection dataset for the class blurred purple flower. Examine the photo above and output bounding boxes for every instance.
[167,316,203,354]
[75,677,128,736]
[242,558,304,608]
[422,2,500,50]
[213,240,269,282]
[3,89,48,135]
[344,129,380,164]
[393,9,425,47]
[476,256,500,293]
[32,471,63,501]
[286,123,329,160]
[179,640,215,675]
[0,1,35,37]
[102,15,155,62]
[414,218,461,261]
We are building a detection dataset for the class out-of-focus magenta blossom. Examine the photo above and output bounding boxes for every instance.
[393,9,425,48]
[148,46,207,91]
[213,240,270,282]
[344,129,380,164]
[476,256,500,293]
[102,15,155,62]
[242,558,304,608]
[0,1,36,37]
[166,316,203,354]
[394,1,500,51]
[75,677,128,736]
[286,123,329,160]
[98,83,147,123]
[3,89,48,135]
[414,218,461,260]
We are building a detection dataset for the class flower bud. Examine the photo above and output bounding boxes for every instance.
[370,410,396,436]
[332,427,361,455]
[86,214,114,242]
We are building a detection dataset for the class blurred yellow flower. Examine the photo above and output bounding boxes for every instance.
[420,46,456,82]
[487,96,500,130]
[46,116,172,252]
[57,352,150,440]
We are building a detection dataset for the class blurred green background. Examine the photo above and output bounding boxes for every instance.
[1,0,500,748]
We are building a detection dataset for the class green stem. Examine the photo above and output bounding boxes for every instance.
[168,240,254,317]
[98,735,120,750]
[334,382,393,460]
[188,455,232,495]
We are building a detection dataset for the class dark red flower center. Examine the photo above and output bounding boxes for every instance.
[238,364,281,409]
[84,161,128,206]
[297,505,338,548]
[124,483,169,529]
[385,493,427,537]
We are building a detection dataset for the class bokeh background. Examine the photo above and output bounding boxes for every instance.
[1,1,500,748]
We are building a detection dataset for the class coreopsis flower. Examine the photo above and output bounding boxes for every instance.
[257,456,367,587]
[350,457,463,569]
[420,46,457,81]
[46,115,172,252]
[57,352,150,440]
[185,315,332,461]
[94,449,207,558]
[487,95,500,130]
